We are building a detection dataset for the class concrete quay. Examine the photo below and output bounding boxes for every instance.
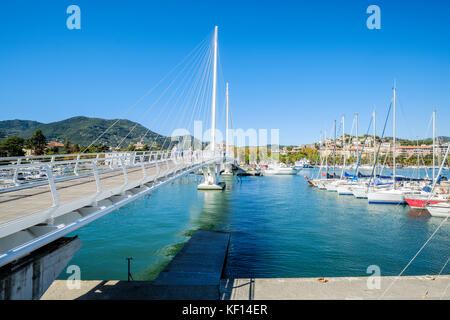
[41,275,450,300]
[220,276,450,300]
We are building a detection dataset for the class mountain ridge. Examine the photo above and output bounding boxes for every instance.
[0,116,173,148]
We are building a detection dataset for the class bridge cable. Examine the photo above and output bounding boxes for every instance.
[80,30,213,152]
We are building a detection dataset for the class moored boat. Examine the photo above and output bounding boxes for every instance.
[367,189,406,204]
[263,163,297,176]
[426,202,450,218]
[404,190,449,209]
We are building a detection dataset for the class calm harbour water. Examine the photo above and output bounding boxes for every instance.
[61,169,450,281]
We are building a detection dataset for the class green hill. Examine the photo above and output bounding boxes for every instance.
[0,116,176,148]
[0,120,42,136]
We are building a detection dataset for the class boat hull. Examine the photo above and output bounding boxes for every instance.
[337,185,354,195]
[367,190,406,204]
[351,187,368,198]
[405,198,445,209]
[426,203,450,218]
[263,169,297,176]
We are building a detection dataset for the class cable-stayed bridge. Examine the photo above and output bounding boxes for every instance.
[0,25,236,297]
[0,149,233,268]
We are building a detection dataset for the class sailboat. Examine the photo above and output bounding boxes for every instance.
[324,120,341,191]
[426,202,450,218]
[404,110,447,208]
[425,143,450,217]
[368,81,406,204]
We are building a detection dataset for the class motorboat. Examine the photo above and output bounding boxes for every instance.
[263,163,297,176]
[295,159,311,169]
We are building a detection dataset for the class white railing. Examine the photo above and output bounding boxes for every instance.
[0,149,227,235]
[0,149,226,194]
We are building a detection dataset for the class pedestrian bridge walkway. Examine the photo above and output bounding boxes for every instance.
[0,150,230,268]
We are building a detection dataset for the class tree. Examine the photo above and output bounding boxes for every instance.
[125,143,136,151]
[63,139,71,154]
[152,143,162,151]
[26,129,47,155]
[45,146,60,155]
[72,143,80,153]
[86,144,109,153]
[0,136,25,157]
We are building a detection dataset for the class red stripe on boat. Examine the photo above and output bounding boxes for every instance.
[405,198,444,209]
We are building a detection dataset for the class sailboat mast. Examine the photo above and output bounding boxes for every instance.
[432,109,436,183]
[333,120,337,175]
[317,131,323,179]
[325,129,328,177]
[393,80,397,189]
[416,137,420,179]
[226,82,229,157]
[210,26,218,153]
[341,115,346,179]
[373,109,376,165]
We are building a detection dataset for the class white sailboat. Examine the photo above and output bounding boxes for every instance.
[426,202,450,218]
[368,81,406,204]
[425,142,450,217]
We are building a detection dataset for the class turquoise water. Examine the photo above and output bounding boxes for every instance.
[61,170,450,281]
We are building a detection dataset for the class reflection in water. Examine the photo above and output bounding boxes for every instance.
[407,209,431,220]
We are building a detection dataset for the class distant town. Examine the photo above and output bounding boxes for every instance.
[1,128,447,169]
[277,135,450,166]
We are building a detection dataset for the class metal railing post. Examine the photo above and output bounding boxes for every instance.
[120,157,128,186]
[155,153,161,180]
[164,152,170,176]
[13,158,21,186]
[92,159,102,194]
[140,155,146,181]
[46,164,60,208]
[74,154,81,176]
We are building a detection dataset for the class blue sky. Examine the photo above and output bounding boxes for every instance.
[1,0,449,145]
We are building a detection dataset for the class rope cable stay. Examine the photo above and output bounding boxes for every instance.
[379,216,448,299]
[366,100,393,191]
[80,30,214,153]
[122,33,212,151]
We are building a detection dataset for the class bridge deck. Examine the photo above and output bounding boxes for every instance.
[0,151,229,268]
[0,162,175,225]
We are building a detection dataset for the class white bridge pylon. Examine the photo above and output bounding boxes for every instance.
[198,26,226,190]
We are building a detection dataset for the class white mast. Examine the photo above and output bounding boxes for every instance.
[432,109,436,183]
[226,82,229,156]
[373,109,376,171]
[325,129,328,177]
[316,131,323,178]
[210,26,218,153]
[334,120,337,174]
[393,80,397,189]
[355,113,359,141]
[341,115,346,179]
